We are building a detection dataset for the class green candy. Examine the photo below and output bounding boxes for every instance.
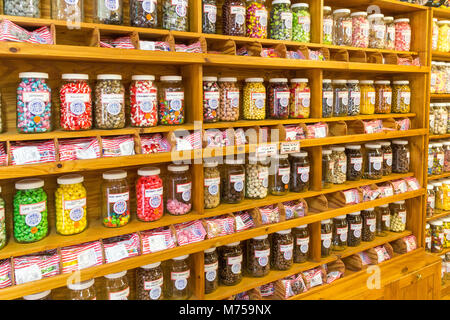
[292,5,310,43]
[269,1,292,40]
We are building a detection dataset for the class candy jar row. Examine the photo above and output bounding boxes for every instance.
[429,103,450,135]
[428,180,450,221]
[430,61,450,94]
[427,141,450,176]
[425,217,450,254]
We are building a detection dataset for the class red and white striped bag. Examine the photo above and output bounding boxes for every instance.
[174,220,207,246]
[13,250,60,285]
[0,259,12,288]
[102,135,135,157]
[59,137,101,161]
[10,140,56,165]
[141,227,177,254]
[205,215,235,239]
[0,143,7,166]
[259,205,280,225]
[103,233,140,264]
[175,131,202,151]
[0,20,53,44]
[60,241,103,274]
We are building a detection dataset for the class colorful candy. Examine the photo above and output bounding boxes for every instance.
[136,167,164,222]
[267,78,289,119]
[394,18,411,52]
[246,0,268,39]
[94,74,125,129]
[243,78,266,120]
[290,78,310,119]
[269,0,292,40]
[368,13,385,49]
[130,75,158,127]
[166,164,192,215]
[203,76,220,123]
[60,74,92,131]
[292,3,310,43]
[162,0,189,31]
[438,20,450,53]
[102,170,130,228]
[159,76,185,125]
[351,12,369,48]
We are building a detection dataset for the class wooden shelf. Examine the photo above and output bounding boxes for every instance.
[432,51,450,61]
[426,210,450,222]
[429,133,450,140]
[432,247,450,256]
[432,7,450,19]
[430,94,450,100]
[325,0,428,13]
[427,172,450,181]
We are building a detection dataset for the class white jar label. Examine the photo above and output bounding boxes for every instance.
[338,159,347,174]
[204,177,220,196]
[324,91,333,107]
[23,92,49,115]
[142,0,156,13]
[384,153,392,166]
[297,237,309,253]
[227,90,240,107]
[20,201,46,227]
[251,92,266,109]
[280,244,293,260]
[108,192,129,215]
[230,174,245,192]
[276,91,290,107]
[205,262,218,281]
[255,249,270,266]
[171,270,190,290]
[351,91,361,105]
[401,92,411,105]
[66,93,89,115]
[398,211,407,224]
[230,6,245,25]
[338,91,349,106]
[298,16,310,32]
[368,91,376,105]
[324,19,333,35]
[165,92,184,111]
[144,277,163,300]
[176,182,192,201]
[102,94,124,115]
[136,92,157,113]
[297,92,310,107]
[343,21,352,37]
[109,287,130,300]
[351,157,363,171]
[337,227,348,242]
[383,91,392,105]
[281,12,293,29]
[255,9,268,27]
[370,156,383,171]
[105,0,119,11]
[204,91,220,110]
[204,4,217,23]
[65,0,79,5]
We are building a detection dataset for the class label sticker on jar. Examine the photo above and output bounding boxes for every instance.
[230,6,245,25]
[176,182,192,202]
[361,22,369,37]
[338,91,348,106]
[402,29,411,43]
[108,192,129,215]
[297,237,309,253]
[102,94,123,115]
[298,16,310,32]
[297,91,310,107]
[384,153,393,166]
[438,153,445,166]
[324,91,333,107]
[15,264,42,285]
[387,27,395,41]
[20,201,45,227]
[166,92,184,111]
[351,91,360,106]
[324,19,333,35]
[136,92,157,113]
[251,92,266,109]
[204,262,218,282]
[368,91,376,105]
[105,243,129,263]
[230,174,245,192]
[204,91,220,109]
[374,24,385,39]
[142,0,156,13]
[383,91,392,105]
[401,92,411,105]
[145,187,163,208]
[351,157,363,172]
[255,249,270,266]
[280,244,293,260]
[321,233,332,248]
[175,1,188,17]
[258,170,269,188]
[278,167,290,184]
[351,223,362,238]
[297,166,310,182]
[337,227,348,242]
[382,214,390,227]
[367,218,376,232]
[23,92,50,116]
[68,204,85,222]
[171,270,190,290]
[281,12,293,29]
[145,277,163,291]
[343,21,352,37]
[77,248,98,270]
[204,4,217,23]
[204,177,220,195]
[66,93,89,115]
[370,156,383,171]
[338,159,347,174]
[227,90,240,107]
[105,0,119,11]
[227,256,242,274]
[276,91,290,107]
[65,0,79,5]
[398,211,407,224]
[255,9,268,27]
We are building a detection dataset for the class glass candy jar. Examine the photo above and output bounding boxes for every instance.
[159,76,185,125]
[289,152,310,192]
[204,161,221,209]
[136,167,164,222]
[60,74,92,131]
[333,8,352,46]
[102,170,130,227]
[271,229,293,270]
[364,143,383,179]
[104,271,130,300]
[245,0,268,38]
[162,0,189,31]
[130,75,158,128]
[166,164,192,215]
[267,78,289,119]
[332,215,348,251]
[94,74,125,129]
[347,212,362,247]
[330,146,347,184]
[219,242,243,286]
[245,156,269,199]
[374,80,392,114]
[222,158,245,203]
[345,145,363,181]
[67,279,96,300]
[389,200,407,232]
[130,0,158,28]
[269,154,290,195]
[392,140,410,174]
[203,76,220,123]
[94,0,123,25]
[246,235,270,277]
[222,0,246,36]
[243,78,266,120]
[165,255,192,299]
[289,78,310,118]
[392,80,411,113]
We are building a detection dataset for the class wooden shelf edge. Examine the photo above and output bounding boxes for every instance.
[426,210,450,222]
[431,247,450,256]
[427,172,450,181]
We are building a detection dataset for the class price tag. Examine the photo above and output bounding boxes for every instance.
[15,264,42,285]
[256,144,277,157]
[280,141,300,154]
[105,243,129,263]
[147,234,167,252]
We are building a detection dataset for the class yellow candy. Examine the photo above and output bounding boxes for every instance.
[243,78,266,120]
[438,21,450,53]
[55,179,87,236]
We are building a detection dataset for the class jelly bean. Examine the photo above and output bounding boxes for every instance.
[269,0,292,41]
[136,167,164,222]
[102,170,130,228]
[246,1,268,39]
[60,74,92,131]
[130,76,158,127]
[159,76,185,125]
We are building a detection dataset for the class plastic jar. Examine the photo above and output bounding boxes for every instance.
[202,0,217,33]
[394,18,411,51]
[289,78,310,118]
[136,167,163,222]
[130,0,158,27]
[426,185,435,218]
[246,156,269,199]
[364,143,383,179]
[293,225,309,263]
[222,158,245,203]
[51,0,82,22]
[434,182,444,210]
[165,255,191,299]
[330,146,347,184]
[347,80,361,116]
[203,76,220,123]
[384,16,395,50]
[428,143,436,176]
[219,242,243,286]
[218,77,240,121]
[444,142,450,172]
[438,20,450,52]
[245,0,268,38]
[290,152,310,192]
[374,80,392,114]
[321,219,333,257]
[430,221,444,253]
[434,143,445,175]
[162,0,189,31]
[67,279,96,300]
[159,76,185,125]
[368,13,385,49]
[0,188,5,250]
[94,74,125,129]
[432,18,439,51]
[269,154,290,195]
[204,248,219,294]
[333,9,352,46]
[94,0,123,24]
[269,0,292,40]
[375,204,390,237]
[130,75,158,127]
[136,262,164,300]
[246,235,270,277]
[322,79,333,117]
[359,80,375,115]
[443,217,450,248]
[222,0,246,36]
[13,178,48,243]
[347,212,362,247]
[4,0,40,17]
[389,200,407,232]
[345,145,363,181]
[351,12,369,48]
[104,271,130,300]
[332,215,348,251]
[292,3,310,42]
[431,63,438,95]
[379,141,393,176]
[166,164,192,215]
[267,78,289,119]
[392,140,410,173]
[361,208,376,242]
[59,74,92,131]
[434,103,448,134]
[17,72,51,133]
[243,78,266,120]
[322,149,333,189]
[271,229,293,270]
[102,170,130,228]
[425,224,432,252]
[392,80,411,113]
[443,180,450,211]
[55,174,87,236]
[332,80,349,117]
[204,160,221,209]
[23,290,52,300]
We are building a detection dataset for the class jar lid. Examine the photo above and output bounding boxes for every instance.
[225,241,240,247]
[333,9,350,15]
[104,270,127,279]
[204,247,216,253]
[57,174,84,185]
[276,229,292,234]
[141,262,161,269]
[321,219,331,224]
[379,204,389,208]
[347,80,359,84]
[322,149,332,155]
[269,78,288,83]
[272,154,288,159]
[335,215,347,219]
[365,143,381,149]
[348,211,361,216]
[374,80,390,85]
[351,12,368,17]
[378,141,391,147]
[161,75,182,81]
[272,0,291,5]
[430,220,443,226]
[368,13,384,20]
[433,18,438,22]
[67,279,95,290]
[103,169,127,180]
[392,140,408,145]
[442,217,450,222]
[394,18,410,23]
[394,200,405,204]
[97,74,122,80]
[433,182,443,187]
[245,77,264,83]
[138,166,160,176]
[248,155,268,163]
[291,3,308,9]
[203,76,217,82]
[426,223,430,229]
[363,207,375,211]
[132,75,155,81]
[393,80,409,85]
[173,254,189,260]
[435,143,443,147]
[168,164,189,172]
[323,79,332,83]
[225,158,245,165]
[360,80,374,84]
[62,73,89,80]
[345,144,361,150]
[332,79,347,84]
[218,77,237,82]
[19,72,48,79]
[23,290,51,300]
[384,16,394,22]
[15,178,44,190]
[294,224,307,229]
[290,78,308,83]
[290,151,308,158]
[323,6,331,11]
[427,184,434,190]
[443,142,450,146]
[204,160,218,167]
[429,143,435,148]
[331,146,345,152]
[253,235,268,240]
[438,20,450,25]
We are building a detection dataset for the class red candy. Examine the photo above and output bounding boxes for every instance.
[136,167,164,222]
[130,75,158,127]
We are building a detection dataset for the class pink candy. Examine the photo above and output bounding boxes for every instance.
[166,199,191,215]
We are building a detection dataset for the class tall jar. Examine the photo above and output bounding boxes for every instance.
[202,0,217,34]
[392,140,410,173]
[432,18,439,51]
[267,78,289,119]
[392,80,411,113]
[67,279,96,300]
[333,8,352,46]
[60,74,92,131]
[94,0,123,24]
[443,217,450,248]
[368,13,385,49]
[0,187,5,250]
[364,143,383,179]
[222,158,245,203]
[444,141,450,172]
[428,143,435,176]
[290,152,310,192]
[433,143,445,175]
[347,212,362,247]
[430,221,444,253]
[94,74,125,129]
[434,103,448,134]
[293,224,309,263]
[218,77,240,121]
[374,80,392,114]
[222,0,246,36]
[351,11,369,48]
[165,255,192,300]
[269,154,290,195]
[104,271,130,300]
[271,229,293,270]
[136,262,164,300]
[431,63,438,95]
[347,80,361,116]
[246,0,268,38]
[425,224,432,252]
[292,3,310,43]
[166,164,192,215]
[321,219,332,257]
[332,215,348,251]
[375,204,390,237]
[243,78,266,120]
[136,167,164,222]
[394,18,411,51]
[361,208,376,242]
[323,6,333,44]
[55,174,87,236]
[52,0,83,21]
[219,242,243,286]
[389,200,407,232]
[246,156,269,199]
[204,160,221,209]
[4,0,40,17]
[13,178,48,243]
[322,79,333,117]
[204,248,219,294]
[246,235,270,277]
[203,76,220,123]
[162,0,189,31]
[379,140,393,176]
[130,75,158,127]
[332,79,349,117]
[359,80,375,115]
[102,170,130,228]
[289,78,310,118]
[330,146,347,184]
[322,149,333,188]
[438,20,450,52]
[130,0,158,28]
[345,145,363,181]
[17,72,51,133]
[426,184,435,218]
[434,182,444,211]
[159,76,185,125]
[384,16,395,50]
[269,0,292,41]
